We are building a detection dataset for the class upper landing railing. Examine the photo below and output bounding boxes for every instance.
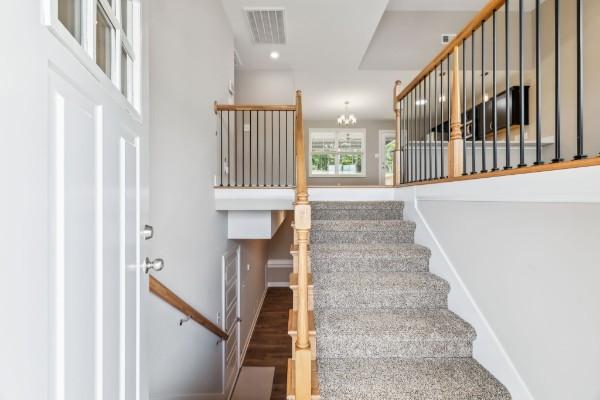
[214,99,299,187]
[392,0,600,186]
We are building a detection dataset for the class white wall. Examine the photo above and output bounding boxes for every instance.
[148,1,267,398]
[235,70,296,105]
[396,167,600,400]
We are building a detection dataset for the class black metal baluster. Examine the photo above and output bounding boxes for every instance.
[481,22,488,173]
[441,64,445,178]
[242,111,245,186]
[220,110,223,186]
[462,39,467,175]
[492,10,499,171]
[574,0,586,160]
[292,111,296,185]
[250,110,253,185]
[234,111,238,186]
[263,111,266,186]
[553,0,562,163]
[228,111,231,186]
[256,111,259,185]
[285,110,288,186]
[445,55,449,178]
[278,111,282,185]
[428,72,433,180]
[505,0,512,170]
[534,0,543,165]
[434,64,438,179]
[271,111,274,186]
[518,0,526,167]
[413,90,416,182]
[417,81,423,181]
[406,96,409,182]
[471,30,477,174]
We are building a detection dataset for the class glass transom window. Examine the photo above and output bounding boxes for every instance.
[309,129,366,177]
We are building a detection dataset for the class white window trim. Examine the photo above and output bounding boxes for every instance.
[308,128,367,178]
[42,0,142,117]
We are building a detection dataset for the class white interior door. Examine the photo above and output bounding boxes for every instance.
[222,246,241,396]
[379,130,396,185]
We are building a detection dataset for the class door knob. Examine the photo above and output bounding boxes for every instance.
[141,224,154,240]
[143,257,165,274]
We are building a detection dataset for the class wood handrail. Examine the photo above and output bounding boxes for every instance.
[396,0,505,101]
[214,103,297,112]
[149,275,229,340]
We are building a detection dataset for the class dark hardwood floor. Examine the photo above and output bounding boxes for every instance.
[243,287,292,400]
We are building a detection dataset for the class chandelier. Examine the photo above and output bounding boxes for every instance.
[337,101,357,127]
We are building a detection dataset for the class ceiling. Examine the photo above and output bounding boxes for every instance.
[222,0,491,120]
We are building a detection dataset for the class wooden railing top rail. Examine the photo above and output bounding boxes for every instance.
[214,103,297,112]
[395,0,505,101]
[149,275,229,340]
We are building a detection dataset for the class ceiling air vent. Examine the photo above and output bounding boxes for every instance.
[244,8,286,44]
[441,33,457,44]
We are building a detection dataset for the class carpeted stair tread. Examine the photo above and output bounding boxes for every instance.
[312,220,415,244]
[312,219,414,231]
[312,201,404,210]
[313,272,449,310]
[312,201,404,220]
[314,309,474,359]
[317,357,511,400]
[315,309,475,341]
[311,243,430,272]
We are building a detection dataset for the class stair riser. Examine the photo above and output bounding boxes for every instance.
[312,209,403,221]
[311,229,414,244]
[311,257,428,273]
[317,337,472,359]
[314,290,447,310]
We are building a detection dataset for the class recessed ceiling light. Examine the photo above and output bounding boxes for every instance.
[415,99,427,106]
[270,51,280,60]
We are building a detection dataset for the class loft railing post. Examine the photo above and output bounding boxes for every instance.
[448,46,464,178]
[393,80,402,186]
[294,89,311,400]
[295,91,308,204]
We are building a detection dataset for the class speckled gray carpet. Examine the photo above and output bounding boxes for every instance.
[310,201,511,400]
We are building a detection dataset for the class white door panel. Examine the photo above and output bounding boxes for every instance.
[222,247,241,396]
[49,69,100,400]
[120,136,141,400]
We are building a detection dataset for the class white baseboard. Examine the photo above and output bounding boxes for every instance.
[240,285,268,365]
[267,258,293,268]
[267,282,289,288]
[395,187,533,400]
[152,393,224,400]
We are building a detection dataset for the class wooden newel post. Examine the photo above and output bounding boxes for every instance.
[294,89,311,400]
[393,80,402,186]
[295,90,308,205]
[448,46,464,178]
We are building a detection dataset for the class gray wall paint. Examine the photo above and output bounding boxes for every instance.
[268,211,294,260]
[148,1,267,397]
[305,119,395,186]
[419,200,600,400]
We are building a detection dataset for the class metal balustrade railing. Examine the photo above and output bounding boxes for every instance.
[214,104,296,187]
[393,0,600,186]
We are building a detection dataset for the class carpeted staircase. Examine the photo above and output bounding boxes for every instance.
[310,201,511,400]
